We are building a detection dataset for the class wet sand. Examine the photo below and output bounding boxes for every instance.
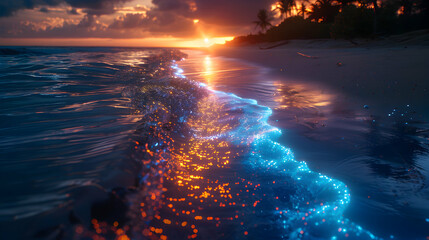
[208,39,429,121]
[202,39,429,239]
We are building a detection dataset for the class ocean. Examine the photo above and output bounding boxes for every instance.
[0,47,428,240]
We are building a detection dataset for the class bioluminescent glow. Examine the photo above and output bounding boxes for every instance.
[71,50,380,240]
[168,60,380,240]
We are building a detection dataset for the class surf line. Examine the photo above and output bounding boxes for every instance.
[171,58,380,240]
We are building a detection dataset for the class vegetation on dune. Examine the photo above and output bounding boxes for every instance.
[227,0,429,45]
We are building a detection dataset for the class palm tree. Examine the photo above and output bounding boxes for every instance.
[275,0,296,19]
[308,0,339,23]
[254,9,273,33]
[297,2,308,18]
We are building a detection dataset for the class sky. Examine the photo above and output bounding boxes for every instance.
[0,0,277,47]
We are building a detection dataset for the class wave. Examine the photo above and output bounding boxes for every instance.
[73,50,380,240]
[0,48,381,240]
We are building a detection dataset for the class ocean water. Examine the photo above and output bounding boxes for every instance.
[0,47,428,240]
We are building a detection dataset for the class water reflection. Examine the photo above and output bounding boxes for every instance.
[180,51,336,131]
[272,81,334,130]
[273,82,332,110]
[203,56,213,86]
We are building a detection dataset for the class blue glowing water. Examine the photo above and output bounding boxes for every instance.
[178,51,429,240]
[170,63,380,240]
[0,47,428,240]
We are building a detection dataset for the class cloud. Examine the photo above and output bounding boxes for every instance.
[109,10,196,37]
[0,0,132,17]
[108,0,275,37]
[151,0,193,12]
[0,0,58,17]
[39,7,50,13]
[146,0,275,26]
[0,0,277,39]
[194,0,275,26]
[67,8,80,15]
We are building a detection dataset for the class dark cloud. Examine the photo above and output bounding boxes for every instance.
[67,0,130,15]
[0,0,61,17]
[147,0,274,26]
[110,13,146,29]
[109,11,196,37]
[39,7,50,13]
[152,0,192,12]
[77,14,96,28]
[0,0,131,17]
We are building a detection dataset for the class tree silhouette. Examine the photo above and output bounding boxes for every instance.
[297,2,308,18]
[254,9,273,33]
[275,0,296,19]
[308,0,340,23]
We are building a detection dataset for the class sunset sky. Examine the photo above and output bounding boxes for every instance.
[0,0,279,47]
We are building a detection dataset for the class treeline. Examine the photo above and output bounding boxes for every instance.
[228,0,429,45]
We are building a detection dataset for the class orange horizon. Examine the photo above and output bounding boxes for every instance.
[0,37,235,48]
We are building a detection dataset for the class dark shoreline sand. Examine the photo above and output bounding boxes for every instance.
[208,36,429,121]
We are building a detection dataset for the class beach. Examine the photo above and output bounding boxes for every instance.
[209,37,429,119]
[0,44,428,240]
[200,37,429,239]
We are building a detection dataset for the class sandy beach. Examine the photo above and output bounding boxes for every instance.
[209,35,429,121]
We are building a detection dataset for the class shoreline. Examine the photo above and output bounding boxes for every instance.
[200,39,429,239]
[207,37,429,121]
